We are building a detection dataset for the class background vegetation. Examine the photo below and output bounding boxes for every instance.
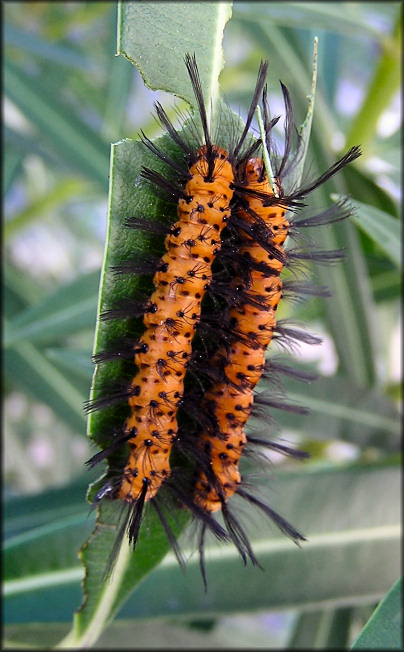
[4,2,401,649]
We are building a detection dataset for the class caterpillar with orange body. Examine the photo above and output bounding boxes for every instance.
[179,127,359,582]
[86,54,361,580]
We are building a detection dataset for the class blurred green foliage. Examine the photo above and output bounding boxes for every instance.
[3,2,401,649]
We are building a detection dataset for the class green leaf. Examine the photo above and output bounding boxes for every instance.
[115,463,400,621]
[288,608,353,649]
[291,37,318,187]
[260,373,401,451]
[117,1,233,107]
[4,623,71,650]
[234,19,339,141]
[235,2,398,41]
[312,214,379,387]
[3,479,93,629]
[4,509,92,581]
[333,196,401,270]
[351,577,403,649]
[258,37,318,193]
[343,164,399,220]
[4,477,91,538]
[4,463,400,629]
[3,261,44,322]
[4,619,286,651]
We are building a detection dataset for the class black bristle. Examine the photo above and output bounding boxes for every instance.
[232,60,269,161]
[141,167,190,200]
[252,391,310,416]
[290,146,362,201]
[124,215,171,235]
[99,298,147,322]
[236,487,306,544]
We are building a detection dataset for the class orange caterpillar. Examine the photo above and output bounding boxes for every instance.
[186,157,305,576]
[86,55,269,562]
[194,158,289,512]
[179,83,361,579]
[116,143,233,503]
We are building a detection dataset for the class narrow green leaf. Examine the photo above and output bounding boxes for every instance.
[3,263,44,320]
[326,608,355,648]
[235,2,397,41]
[289,608,352,649]
[4,618,285,651]
[114,463,401,621]
[4,514,92,583]
[372,270,401,304]
[258,35,318,194]
[313,214,379,386]
[44,349,94,384]
[236,19,339,142]
[4,477,91,538]
[343,164,399,219]
[288,611,325,649]
[4,623,71,650]
[5,463,399,628]
[333,196,401,269]
[5,271,99,347]
[288,36,318,189]
[296,122,378,388]
[351,577,402,649]
[259,373,401,450]
[4,582,84,629]
[3,479,94,629]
